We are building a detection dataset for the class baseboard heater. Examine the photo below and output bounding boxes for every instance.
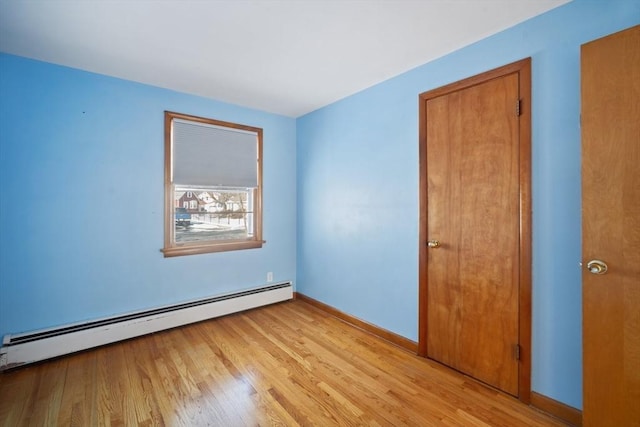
[0,281,293,371]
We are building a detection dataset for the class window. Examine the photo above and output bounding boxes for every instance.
[162,111,263,257]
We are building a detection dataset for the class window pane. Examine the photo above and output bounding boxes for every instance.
[174,188,254,244]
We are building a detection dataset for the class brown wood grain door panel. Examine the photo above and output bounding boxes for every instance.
[581,24,640,427]
[419,59,531,400]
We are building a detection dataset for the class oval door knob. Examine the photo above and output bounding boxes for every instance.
[427,240,441,248]
[586,259,608,275]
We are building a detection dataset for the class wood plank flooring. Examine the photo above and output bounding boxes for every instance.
[0,300,567,426]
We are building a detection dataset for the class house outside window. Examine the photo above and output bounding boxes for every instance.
[162,111,263,257]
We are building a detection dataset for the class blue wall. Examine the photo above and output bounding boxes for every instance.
[0,55,297,339]
[297,0,639,410]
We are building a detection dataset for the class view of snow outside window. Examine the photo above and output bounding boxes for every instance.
[174,188,254,243]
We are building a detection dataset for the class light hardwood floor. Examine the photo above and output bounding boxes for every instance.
[0,300,567,426]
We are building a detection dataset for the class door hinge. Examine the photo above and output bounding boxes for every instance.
[514,344,521,360]
[516,99,522,116]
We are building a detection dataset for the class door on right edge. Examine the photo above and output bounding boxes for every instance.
[581,25,639,427]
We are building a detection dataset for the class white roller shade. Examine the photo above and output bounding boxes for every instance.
[173,119,258,188]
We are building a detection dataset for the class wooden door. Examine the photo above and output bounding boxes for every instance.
[582,25,640,427]
[419,59,531,399]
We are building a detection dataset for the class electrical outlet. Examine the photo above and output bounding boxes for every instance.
[267,272,273,282]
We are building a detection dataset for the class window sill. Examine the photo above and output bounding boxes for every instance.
[162,240,264,257]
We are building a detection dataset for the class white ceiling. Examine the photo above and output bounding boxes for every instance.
[0,0,570,117]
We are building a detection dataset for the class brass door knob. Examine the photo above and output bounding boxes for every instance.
[427,240,441,248]
[586,259,608,275]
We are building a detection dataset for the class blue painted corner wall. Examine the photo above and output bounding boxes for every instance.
[296,0,639,410]
[0,55,297,340]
